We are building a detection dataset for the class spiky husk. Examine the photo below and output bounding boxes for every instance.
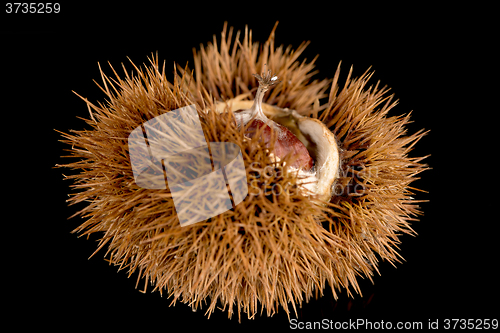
[58,22,428,320]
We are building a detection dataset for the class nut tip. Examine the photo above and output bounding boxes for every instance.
[253,69,280,88]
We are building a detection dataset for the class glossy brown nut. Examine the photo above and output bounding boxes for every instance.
[245,118,314,171]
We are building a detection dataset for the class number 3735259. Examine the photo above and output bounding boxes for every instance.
[443,318,498,330]
[6,3,60,13]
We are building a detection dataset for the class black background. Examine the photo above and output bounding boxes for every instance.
[2,3,497,331]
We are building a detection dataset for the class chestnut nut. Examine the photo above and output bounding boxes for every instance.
[217,70,340,201]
